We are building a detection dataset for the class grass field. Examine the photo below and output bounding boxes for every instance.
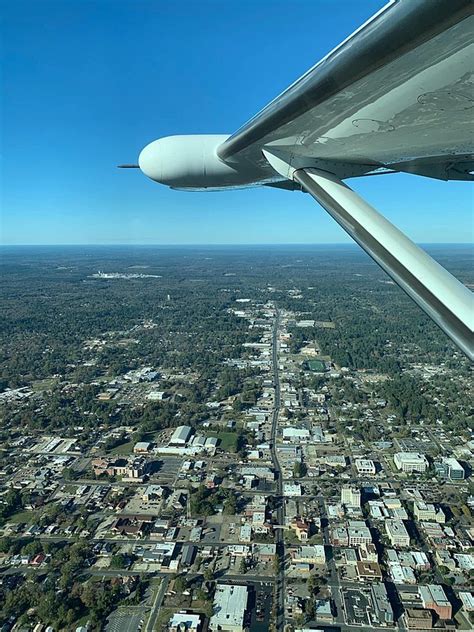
[216,432,238,452]
[306,359,327,372]
[203,430,238,452]
[9,509,39,524]
[108,440,134,455]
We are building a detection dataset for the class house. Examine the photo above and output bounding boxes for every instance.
[289,518,311,541]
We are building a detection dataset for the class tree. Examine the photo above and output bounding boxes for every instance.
[293,461,307,478]
[203,567,214,583]
[174,575,187,593]
[272,556,280,574]
[307,574,319,595]
[109,553,127,569]
[305,596,316,622]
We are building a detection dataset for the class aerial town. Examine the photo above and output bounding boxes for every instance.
[0,246,472,632]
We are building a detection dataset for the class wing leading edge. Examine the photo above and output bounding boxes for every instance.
[218,0,474,182]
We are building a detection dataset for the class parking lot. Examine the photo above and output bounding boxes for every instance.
[150,457,183,485]
[105,608,145,632]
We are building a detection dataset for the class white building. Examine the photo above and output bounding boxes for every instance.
[341,486,361,507]
[394,452,428,473]
[142,485,164,502]
[413,501,445,523]
[283,483,302,497]
[386,519,410,547]
[283,427,310,443]
[459,591,474,612]
[170,425,192,446]
[210,584,248,632]
[355,458,376,475]
[239,525,252,543]
[347,520,372,545]
[292,545,326,565]
[169,612,202,631]
[134,441,151,453]
[443,457,465,480]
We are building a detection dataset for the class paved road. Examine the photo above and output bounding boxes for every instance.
[317,495,344,627]
[145,576,169,632]
[270,309,285,632]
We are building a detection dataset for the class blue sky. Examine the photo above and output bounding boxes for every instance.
[1,0,472,245]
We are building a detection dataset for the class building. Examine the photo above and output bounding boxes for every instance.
[210,584,248,632]
[289,518,311,541]
[347,520,372,546]
[239,524,252,543]
[142,485,164,502]
[413,501,445,523]
[170,426,192,446]
[386,520,410,547]
[283,427,310,443]
[134,441,151,454]
[459,591,474,612]
[356,561,383,581]
[180,545,196,568]
[371,582,394,625]
[292,545,326,565]
[359,543,378,563]
[169,612,202,631]
[252,543,276,562]
[394,452,428,473]
[403,608,433,630]
[419,584,452,620]
[331,526,349,547]
[355,458,376,475]
[442,457,465,480]
[314,599,333,622]
[283,483,302,497]
[240,466,275,481]
[341,486,361,507]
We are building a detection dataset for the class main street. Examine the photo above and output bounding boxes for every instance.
[270,309,286,632]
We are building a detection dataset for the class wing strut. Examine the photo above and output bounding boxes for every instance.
[263,151,473,358]
[296,169,474,359]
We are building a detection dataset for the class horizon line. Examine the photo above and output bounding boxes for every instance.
[1,241,473,248]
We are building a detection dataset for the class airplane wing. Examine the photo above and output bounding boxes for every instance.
[130,0,474,359]
[218,0,474,183]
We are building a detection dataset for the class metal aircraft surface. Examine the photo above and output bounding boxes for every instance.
[120,0,474,359]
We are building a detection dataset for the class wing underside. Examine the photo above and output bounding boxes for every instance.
[218,0,474,182]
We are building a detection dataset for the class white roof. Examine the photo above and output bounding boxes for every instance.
[135,441,150,450]
[283,483,302,496]
[171,425,192,444]
[283,427,310,437]
[210,584,248,628]
[169,612,201,628]
[395,451,427,462]
[459,591,474,610]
